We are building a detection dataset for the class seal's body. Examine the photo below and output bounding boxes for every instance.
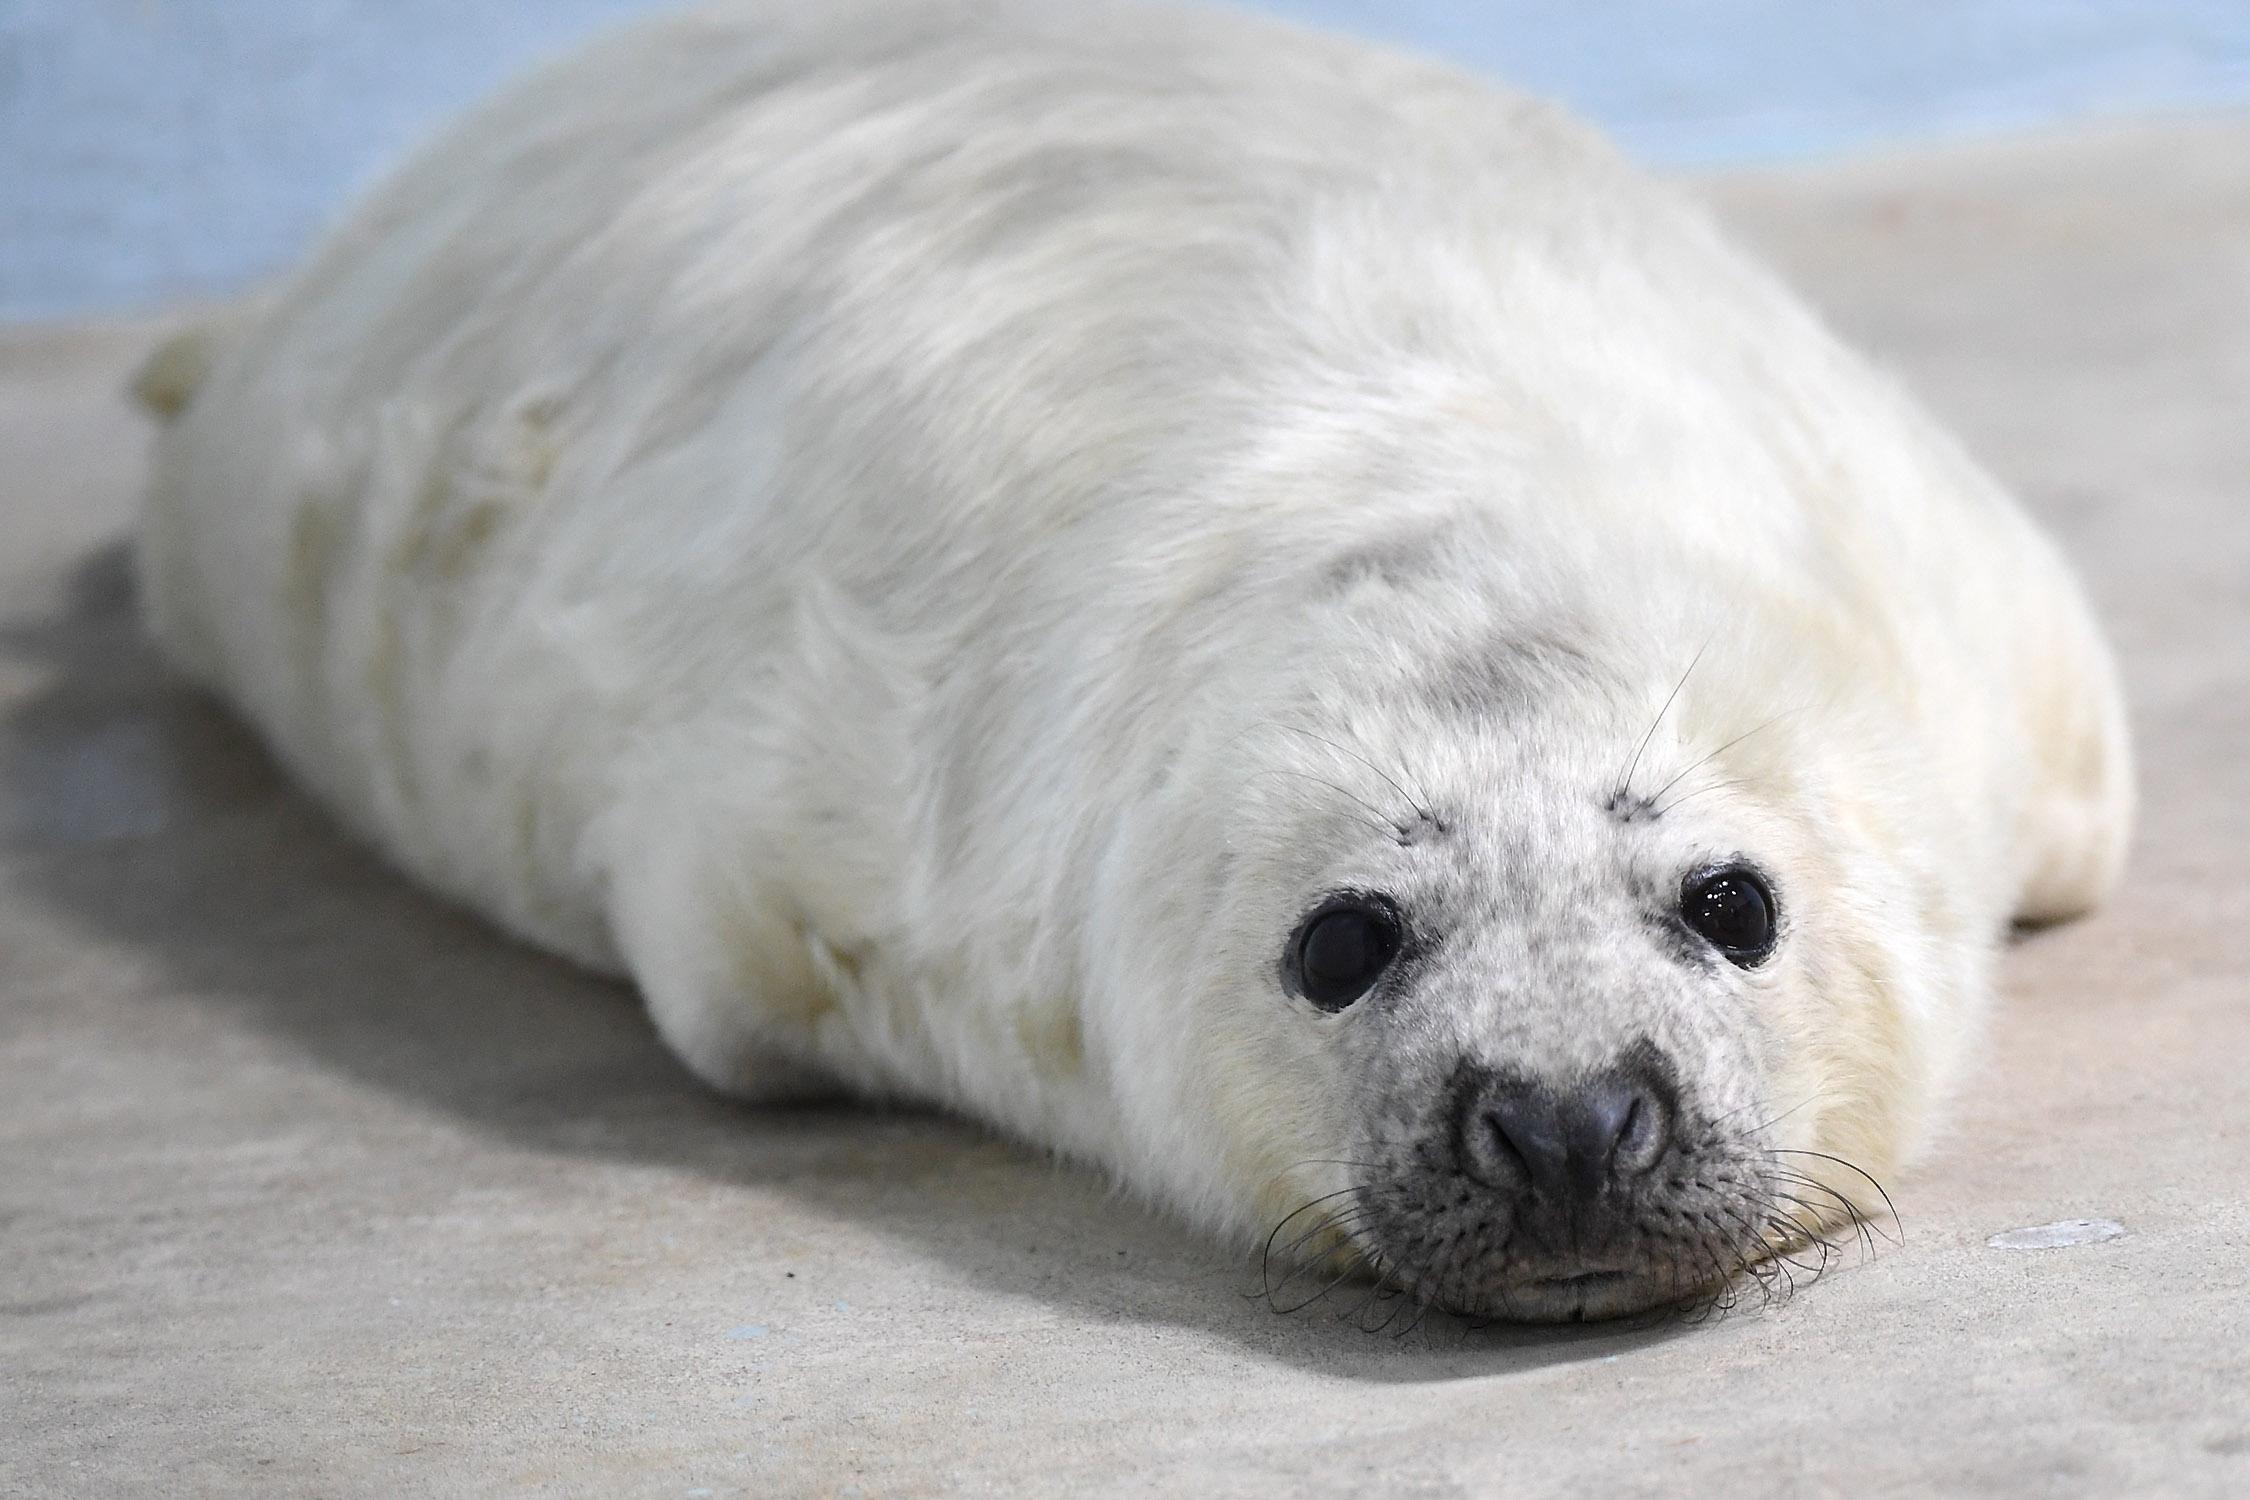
[140,0,2131,1319]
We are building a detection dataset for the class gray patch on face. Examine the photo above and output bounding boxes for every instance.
[1318,528,1453,598]
[1412,619,1613,729]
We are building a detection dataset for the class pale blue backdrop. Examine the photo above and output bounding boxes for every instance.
[5,1,2250,320]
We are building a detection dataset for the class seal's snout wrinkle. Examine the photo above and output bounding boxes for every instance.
[135,0,2135,1323]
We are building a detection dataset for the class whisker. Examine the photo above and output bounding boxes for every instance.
[1754,1211,1839,1279]
[1337,1252,1409,1327]
[1765,1188,1863,1252]
[1644,706,1814,809]
[1252,719,1434,823]
[1706,1091,1820,1143]
[1277,1207,1376,1266]
[1256,1187,1364,1301]
[1652,776,1759,818]
[1719,1204,1820,1299]
[1393,1290,1440,1341]
[1245,768,1401,839]
[1763,1169,1892,1251]
[1271,1268,1362,1319]
[1270,1245,1379,1316]
[1614,638,1710,803]
[1766,1149,1902,1237]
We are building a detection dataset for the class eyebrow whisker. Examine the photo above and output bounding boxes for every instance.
[1614,636,1711,804]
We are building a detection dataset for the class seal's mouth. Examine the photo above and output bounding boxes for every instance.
[1523,1268,1632,1294]
[1502,1266,1665,1321]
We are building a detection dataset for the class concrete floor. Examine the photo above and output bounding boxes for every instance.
[4,119,2249,1499]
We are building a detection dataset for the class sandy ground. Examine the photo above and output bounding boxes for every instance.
[3,118,2247,1498]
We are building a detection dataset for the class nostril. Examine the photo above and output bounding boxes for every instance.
[1618,1096,1645,1153]
[1559,1074,1669,1189]
[1482,1110,1525,1175]
[1482,1105,1541,1180]
[1460,1082,1570,1195]
[1603,1081,1670,1177]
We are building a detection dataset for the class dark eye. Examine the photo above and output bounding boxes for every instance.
[1286,897,1403,1012]
[1680,865,1777,966]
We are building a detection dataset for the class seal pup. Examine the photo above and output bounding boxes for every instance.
[136,0,2133,1320]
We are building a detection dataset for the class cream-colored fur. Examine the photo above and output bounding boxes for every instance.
[138,0,2131,1316]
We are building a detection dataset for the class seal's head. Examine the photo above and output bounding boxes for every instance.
[1097,522,1988,1323]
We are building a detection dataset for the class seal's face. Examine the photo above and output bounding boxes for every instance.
[1289,847,1786,1323]
[1151,641,1956,1324]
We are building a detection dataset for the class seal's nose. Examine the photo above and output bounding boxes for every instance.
[1459,1061,1671,1203]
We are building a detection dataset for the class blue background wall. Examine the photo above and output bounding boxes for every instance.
[6,0,2250,321]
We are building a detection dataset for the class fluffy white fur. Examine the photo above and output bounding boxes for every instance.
[139,0,2131,1315]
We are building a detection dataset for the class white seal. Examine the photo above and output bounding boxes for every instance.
[136,0,2132,1320]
